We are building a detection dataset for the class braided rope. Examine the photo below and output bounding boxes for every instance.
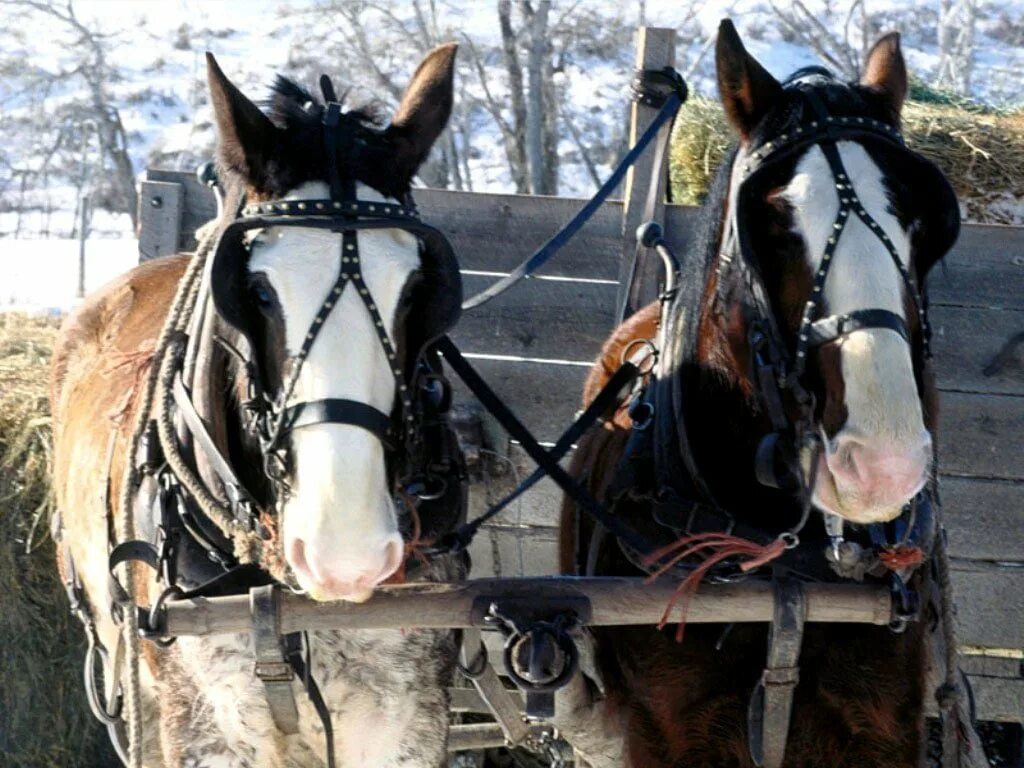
[113,236,215,767]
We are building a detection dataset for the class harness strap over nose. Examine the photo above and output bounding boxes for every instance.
[279,399,394,448]
[804,307,910,348]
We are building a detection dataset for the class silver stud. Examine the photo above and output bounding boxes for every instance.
[359,288,368,295]
[298,202,307,210]
[306,333,314,340]
[399,384,407,392]
[346,243,355,251]
[810,121,819,128]
[354,273,361,280]
[368,205,376,211]
[813,286,822,293]
[368,303,376,310]
[857,117,864,123]
[333,287,342,295]
[334,202,342,209]
[316,202,325,210]
[351,203,358,211]
[780,134,788,141]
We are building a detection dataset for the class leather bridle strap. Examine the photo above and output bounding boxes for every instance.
[279,398,394,449]
[804,308,910,348]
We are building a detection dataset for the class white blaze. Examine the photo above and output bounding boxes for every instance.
[781,142,931,522]
[248,181,418,600]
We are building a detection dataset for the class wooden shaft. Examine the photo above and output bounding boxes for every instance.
[160,577,892,638]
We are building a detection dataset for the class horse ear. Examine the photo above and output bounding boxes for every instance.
[387,43,458,181]
[716,19,782,141]
[206,52,276,185]
[861,32,907,116]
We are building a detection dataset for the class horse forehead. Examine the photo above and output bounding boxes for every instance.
[247,222,421,330]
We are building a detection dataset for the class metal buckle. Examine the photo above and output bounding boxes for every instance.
[253,660,295,683]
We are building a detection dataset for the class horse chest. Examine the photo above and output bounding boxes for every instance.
[168,628,453,767]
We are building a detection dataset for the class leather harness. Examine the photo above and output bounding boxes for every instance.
[92,83,468,768]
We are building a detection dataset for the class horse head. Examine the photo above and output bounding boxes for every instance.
[686,21,959,525]
[200,46,460,601]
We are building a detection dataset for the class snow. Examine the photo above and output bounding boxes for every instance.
[0,239,138,314]
[3,0,1023,313]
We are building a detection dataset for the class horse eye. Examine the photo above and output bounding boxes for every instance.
[249,279,275,309]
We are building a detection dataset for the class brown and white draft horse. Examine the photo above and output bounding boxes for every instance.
[561,21,963,768]
[51,46,466,766]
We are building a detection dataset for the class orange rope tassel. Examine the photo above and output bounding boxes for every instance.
[642,532,787,642]
[383,491,434,585]
[878,545,924,572]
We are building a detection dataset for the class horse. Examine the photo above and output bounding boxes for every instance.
[560,20,963,768]
[50,44,468,767]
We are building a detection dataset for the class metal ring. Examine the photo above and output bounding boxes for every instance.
[406,475,447,502]
[456,644,488,679]
[620,338,658,375]
[145,585,184,645]
[83,626,122,725]
[778,532,800,550]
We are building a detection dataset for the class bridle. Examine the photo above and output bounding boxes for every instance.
[708,68,953,494]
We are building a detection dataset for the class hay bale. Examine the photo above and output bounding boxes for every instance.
[0,313,118,767]
[670,97,1024,224]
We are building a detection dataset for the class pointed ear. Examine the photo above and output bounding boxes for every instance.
[387,43,458,180]
[206,52,276,185]
[861,32,907,116]
[716,19,782,141]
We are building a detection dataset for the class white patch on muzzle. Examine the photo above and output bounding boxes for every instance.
[782,143,931,523]
[248,182,420,600]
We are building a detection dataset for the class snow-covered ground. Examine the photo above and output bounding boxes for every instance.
[3,0,1023,312]
[0,239,138,314]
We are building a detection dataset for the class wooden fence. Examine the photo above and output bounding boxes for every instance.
[136,29,1024,725]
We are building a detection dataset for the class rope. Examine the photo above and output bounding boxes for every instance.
[934,526,966,766]
[112,235,214,767]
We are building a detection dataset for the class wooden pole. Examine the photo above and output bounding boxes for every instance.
[616,26,676,320]
[159,577,892,638]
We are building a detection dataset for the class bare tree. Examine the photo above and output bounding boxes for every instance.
[936,0,979,95]
[0,0,138,228]
[768,0,869,79]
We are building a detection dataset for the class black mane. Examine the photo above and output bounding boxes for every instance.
[248,76,411,200]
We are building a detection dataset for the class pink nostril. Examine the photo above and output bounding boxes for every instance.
[288,537,312,581]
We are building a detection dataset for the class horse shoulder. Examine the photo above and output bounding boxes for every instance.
[50,255,190,426]
[559,302,660,572]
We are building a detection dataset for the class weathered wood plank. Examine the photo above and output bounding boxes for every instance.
[929,224,1024,312]
[150,166,1024,311]
[137,180,183,260]
[453,276,1024,397]
[939,392,1024,481]
[453,358,1024,482]
[618,26,676,315]
[469,451,1024,565]
[932,306,1024,396]
[950,562,1024,650]
[146,168,217,251]
[941,477,1024,562]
